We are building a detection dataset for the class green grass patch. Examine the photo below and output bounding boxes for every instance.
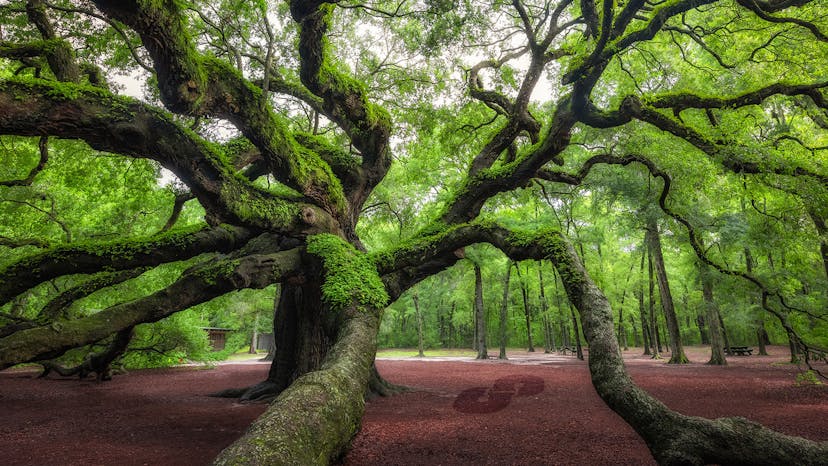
[376,348,476,358]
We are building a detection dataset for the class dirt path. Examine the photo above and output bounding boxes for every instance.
[1,347,825,465]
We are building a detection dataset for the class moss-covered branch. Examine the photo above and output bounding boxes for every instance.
[440,96,576,224]
[647,81,828,112]
[0,248,303,369]
[90,0,347,218]
[380,220,828,463]
[0,78,337,232]
[0,224,254,305]
[289,2,393,221]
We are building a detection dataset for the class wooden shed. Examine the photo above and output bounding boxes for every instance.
[201,327,233,351]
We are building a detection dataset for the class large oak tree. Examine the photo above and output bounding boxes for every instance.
[1,0,827,464]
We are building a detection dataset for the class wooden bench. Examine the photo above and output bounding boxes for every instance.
[726,346,752,356]
[560,346,579,356]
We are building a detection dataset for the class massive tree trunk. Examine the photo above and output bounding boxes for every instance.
[646,220,688,364]
[213,303,381,465]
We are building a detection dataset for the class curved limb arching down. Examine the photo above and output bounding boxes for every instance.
[521,230,828,465]
[378,222,828,465]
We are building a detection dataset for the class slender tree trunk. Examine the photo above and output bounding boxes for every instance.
[637,247,650,354]
[717,311,731,353]
[515,263,535,352]
[473,263,487,359]
[498,262,512,359]
[646,221,687,364]
[618,290,628,351]
[647,244,661,359]
[806,209,828,282]
[448,302,455,349]
[743,247,769,356]
[413,294,424,357]
[538,261,553,353]
[249,309,260,354]
[696,314,709,345]
[630,315,640,347]
[699,261,726,365]
[570,304,584,360]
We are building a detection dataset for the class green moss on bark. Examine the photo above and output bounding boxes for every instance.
[307,234,388,311]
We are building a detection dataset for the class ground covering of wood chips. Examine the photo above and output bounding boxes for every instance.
[0,346,825,465]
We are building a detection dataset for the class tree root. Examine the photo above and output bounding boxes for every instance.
[209,380,284,403]
[367,362,409,399]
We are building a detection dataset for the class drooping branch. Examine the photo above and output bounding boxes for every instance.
[39,325,134,381]
[0,135,49,187]
[737,0,828,42]
[0,224,254,305]
[380,221,828,463]
[0,248,303,369]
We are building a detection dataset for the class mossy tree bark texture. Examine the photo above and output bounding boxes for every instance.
[1,1,827,465]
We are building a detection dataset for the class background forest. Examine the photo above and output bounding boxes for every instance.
[2,92,825,365]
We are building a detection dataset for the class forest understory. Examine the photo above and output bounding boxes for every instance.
[0,346,824,466]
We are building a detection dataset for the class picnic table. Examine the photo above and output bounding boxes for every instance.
[726,346,753,356]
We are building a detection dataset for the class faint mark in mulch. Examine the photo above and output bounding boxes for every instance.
[453,375,544,414]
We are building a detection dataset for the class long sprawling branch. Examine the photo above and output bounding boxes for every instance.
[0,79,336,232]
[379,220,828,462]
[0,224,253,304]
[0,248,303,369]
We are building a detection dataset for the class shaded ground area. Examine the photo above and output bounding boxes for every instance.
[0,346,825,465]
[0,363,269,466]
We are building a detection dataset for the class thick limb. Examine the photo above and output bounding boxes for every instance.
[0,249,302,369]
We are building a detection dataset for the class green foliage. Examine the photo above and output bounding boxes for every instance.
[794,370,823,386]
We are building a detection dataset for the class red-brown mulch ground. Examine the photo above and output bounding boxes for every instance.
[1,346,826,465]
